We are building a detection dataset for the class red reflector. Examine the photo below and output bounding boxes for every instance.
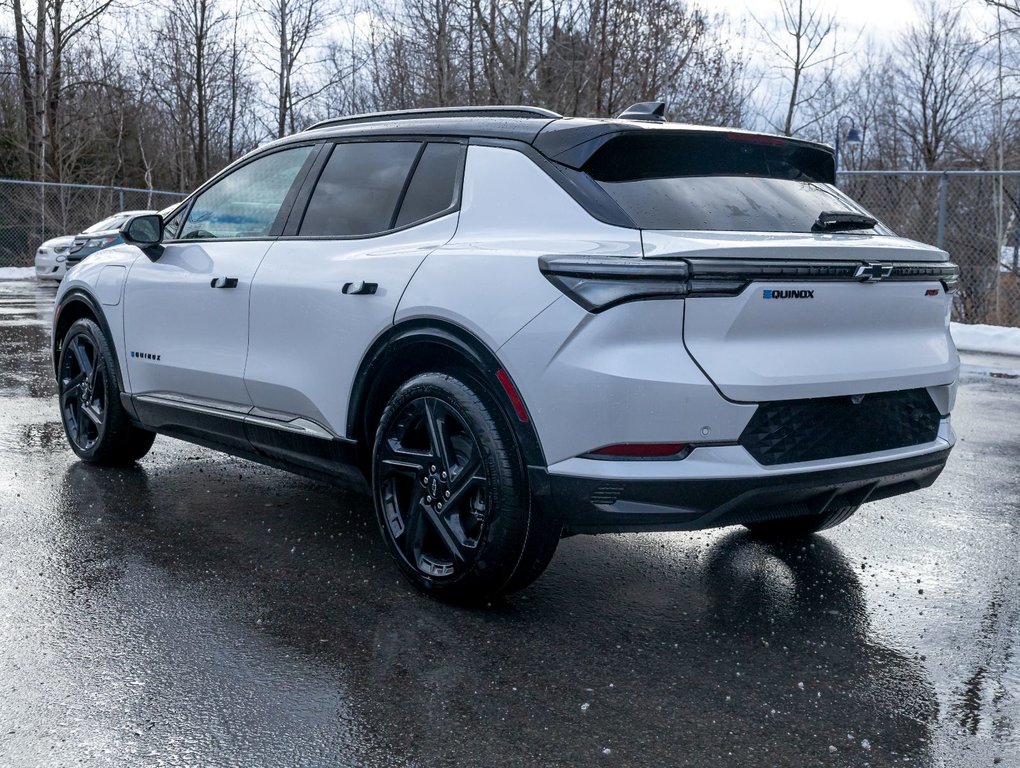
[591,443,687,457]
[925,289,940,296]
[495,369,529,423]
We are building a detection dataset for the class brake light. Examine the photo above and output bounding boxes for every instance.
[725,132,787,146]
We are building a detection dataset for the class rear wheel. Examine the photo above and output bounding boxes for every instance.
[744,504,860,538]
[372,372,558,601]
[58,318,155,466]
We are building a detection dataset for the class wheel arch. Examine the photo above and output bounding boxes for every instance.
[53,290,122,387]
[348,318,546,473]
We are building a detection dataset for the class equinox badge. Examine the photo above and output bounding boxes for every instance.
[763,289,814,299]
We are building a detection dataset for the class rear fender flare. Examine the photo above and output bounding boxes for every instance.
[347,319,546,470]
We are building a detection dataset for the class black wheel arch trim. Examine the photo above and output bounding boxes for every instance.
[53,290,120,382]
[54,289,141,424]
[348,318,547,469]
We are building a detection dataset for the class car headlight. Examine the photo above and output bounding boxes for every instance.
[53,245,69,254]
[85,236,117,248]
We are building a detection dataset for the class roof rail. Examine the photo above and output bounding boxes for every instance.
[306,105,562,131]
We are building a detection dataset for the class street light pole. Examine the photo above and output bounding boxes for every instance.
[834,115,862,174]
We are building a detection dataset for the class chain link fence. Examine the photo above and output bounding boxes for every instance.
[2,172,1019,326]
[838,170,1020,327]
[0,180,186,268]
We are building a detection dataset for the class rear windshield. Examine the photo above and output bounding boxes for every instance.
[583,132,885,233]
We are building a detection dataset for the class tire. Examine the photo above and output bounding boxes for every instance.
[57,318,155,466]
[371,372,559,602]
[744,504,860,538]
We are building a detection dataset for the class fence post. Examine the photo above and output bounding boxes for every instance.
[119,189,125,211]
[936,172,948,250]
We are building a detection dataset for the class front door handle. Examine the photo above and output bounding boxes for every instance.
[342,281,378,295]
[210,277,238,289]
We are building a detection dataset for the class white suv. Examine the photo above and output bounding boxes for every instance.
[52,104,960,601]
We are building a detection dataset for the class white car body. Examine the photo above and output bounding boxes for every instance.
[52,106,960,592]
[34,236,75,280]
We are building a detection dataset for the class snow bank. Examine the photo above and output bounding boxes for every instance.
[0,267,35,280]
[951,322,1020,357]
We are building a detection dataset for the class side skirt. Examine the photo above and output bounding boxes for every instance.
[126,393,369,493]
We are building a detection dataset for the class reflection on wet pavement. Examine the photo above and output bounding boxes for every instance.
[0,278,1016,767]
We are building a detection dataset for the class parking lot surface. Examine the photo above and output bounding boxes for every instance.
[0,277,1017,767]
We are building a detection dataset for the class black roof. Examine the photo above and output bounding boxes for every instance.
[264,105,834,172]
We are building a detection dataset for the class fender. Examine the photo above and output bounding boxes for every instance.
[53,289,120,379]
[348,318,547,469]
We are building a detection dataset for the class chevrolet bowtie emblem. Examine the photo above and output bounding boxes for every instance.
[854,263,894,282]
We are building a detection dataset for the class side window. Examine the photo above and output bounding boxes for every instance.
[394,142,465,228]
[181,145,313,239]
[162,205,187,241]
[299,142,421,237]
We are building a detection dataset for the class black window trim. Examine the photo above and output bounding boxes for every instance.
[281,136,468,242]
[162,140,324,245]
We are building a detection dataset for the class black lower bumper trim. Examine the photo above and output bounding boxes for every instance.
[529,448,951,534]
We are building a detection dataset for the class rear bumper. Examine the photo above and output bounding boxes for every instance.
[530,443,952,534]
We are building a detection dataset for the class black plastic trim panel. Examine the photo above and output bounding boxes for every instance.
[529,447,950,534]
[739,389,941,466]
[348,319,547,469]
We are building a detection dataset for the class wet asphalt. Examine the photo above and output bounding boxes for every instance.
[0,277,1017,768]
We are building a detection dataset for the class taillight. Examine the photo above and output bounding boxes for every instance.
[539,256,749,312]
[539,257,689,312]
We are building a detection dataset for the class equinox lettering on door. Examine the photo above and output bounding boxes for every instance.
[762,289,815,299]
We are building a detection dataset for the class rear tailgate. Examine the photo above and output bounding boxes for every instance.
[643,231,959,402]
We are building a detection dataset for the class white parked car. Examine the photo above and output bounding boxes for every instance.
[34,236,75,280]
[51,104,960,601]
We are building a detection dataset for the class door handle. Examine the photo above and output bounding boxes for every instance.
[210,277,238,289]
[342,281,378,295]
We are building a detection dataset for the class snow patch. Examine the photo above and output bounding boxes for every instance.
[951,322,1020,357]
[0,267,35,280]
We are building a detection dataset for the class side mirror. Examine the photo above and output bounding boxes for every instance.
[121,214,163,249]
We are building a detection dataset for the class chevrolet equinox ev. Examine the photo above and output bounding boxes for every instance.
[52,103,960,601]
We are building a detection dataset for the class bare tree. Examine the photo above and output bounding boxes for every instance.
[751,0,844,137]
[255,0,330,137]
[895,0,987,169]
[10,0,116,180]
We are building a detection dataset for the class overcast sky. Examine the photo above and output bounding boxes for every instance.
[712,0,999,43]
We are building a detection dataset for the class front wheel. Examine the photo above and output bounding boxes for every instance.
[58,318,155,466]
[372,372,558,601]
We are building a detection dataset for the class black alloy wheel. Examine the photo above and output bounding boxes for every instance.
[60,329,106,453]
[58,318,155,465]
[372,372,553,600]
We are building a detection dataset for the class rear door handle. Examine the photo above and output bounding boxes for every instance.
[342,281,378,295]
[210,277,238,289]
